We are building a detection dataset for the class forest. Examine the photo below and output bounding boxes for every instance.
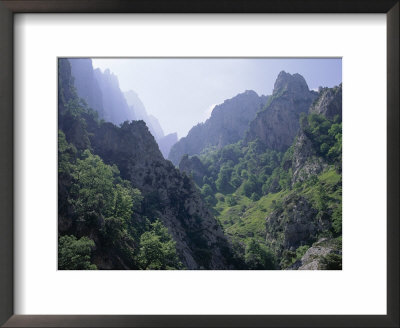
[58,59,342,270]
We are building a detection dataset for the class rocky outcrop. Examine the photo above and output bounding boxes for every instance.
[88,120,233,269]
[291,130,327,184]
[246,71,317,152]
[289,83,342,184]
[310,84,342,120]
[168,90,268,165]
[288,238,342,270]
[265,194,330,255]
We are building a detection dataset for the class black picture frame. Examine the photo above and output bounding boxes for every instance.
[0,1,398,327]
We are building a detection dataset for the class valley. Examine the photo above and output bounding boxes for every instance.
[58,58,342,270]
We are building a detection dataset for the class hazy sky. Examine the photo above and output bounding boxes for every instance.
[92,58,341,138]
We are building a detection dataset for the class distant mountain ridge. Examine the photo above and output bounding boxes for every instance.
[123,90,179,158]
[59,58,234,269]
[69,58,178,159]
[93,68,136,124]
[174,73,342,270]
[59,59,342,271]
[69,58,104,117]
[168,90,269,165]
[69,59,136,125]
[123,90,165,140]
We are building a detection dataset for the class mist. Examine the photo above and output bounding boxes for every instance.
[92,58,342,139]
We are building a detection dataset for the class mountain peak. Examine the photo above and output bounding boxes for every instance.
[273,71,309,96]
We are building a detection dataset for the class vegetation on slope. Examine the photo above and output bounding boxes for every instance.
[58,60,182,270]
[181,110,342,269]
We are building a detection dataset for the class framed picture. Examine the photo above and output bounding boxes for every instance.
[0,0,398,327]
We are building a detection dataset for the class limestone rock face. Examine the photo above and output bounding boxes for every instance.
[310,84,342,120]
[168,90,268,165]
[297,245,333,270]
[246,71,317,152]
[88,121,232,269]
[265,194,330,255]
[288,238,342,270]
[291,130,327,184]
[273,71,310,98]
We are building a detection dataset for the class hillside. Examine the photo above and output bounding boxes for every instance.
[58,59,234,269]
[168,90,269,165]
[58,62,342,270]
[178,72,342,269]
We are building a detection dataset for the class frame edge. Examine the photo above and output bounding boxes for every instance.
[0,0,14,327]
[387,2,400,326]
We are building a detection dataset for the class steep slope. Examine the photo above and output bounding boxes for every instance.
[124,90,165,140]
[123,90,148,121]
[69,58,104,117]
[93,68,136,125]
[123,90,178,158]
[87,121,233,269]
[290,86,342,184]
[58,59,233,269]
[176,81,342,269]
[147,115,164,140]
[168,90,268,165]
[246,71,317,152]
[310,84,342,120]
[261,84,342,268]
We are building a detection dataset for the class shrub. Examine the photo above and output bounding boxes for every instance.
[319,253,342,270]
[58,235,97,270]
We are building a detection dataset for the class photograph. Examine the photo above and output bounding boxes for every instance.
[58,58,342,270]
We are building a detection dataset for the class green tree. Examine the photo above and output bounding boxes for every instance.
[70,150,115,222]
[319,253,342,270]
[58,235,97,270]
[201,183,213,198]
[332,206,342,235]
[244,239,275,269]
[58,130,77,175]
[137,220,182,270]
[251,192,260,201]
[112,184,136,227]
[215,165,233,193]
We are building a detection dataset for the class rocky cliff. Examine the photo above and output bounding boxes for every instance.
[87,121,233,269]
[246,71,317,152]
[60,58,233,269]
[265,194,326,254]
[93,68,136,125]
[288,238,342,270]
[310,84,342,120]
[290,83,342,184]
[69,58,104,117]
[168,90,268,165]
[290,129,327,184]
[69,58,136,125]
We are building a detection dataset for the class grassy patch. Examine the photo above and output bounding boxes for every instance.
[215,190,288,245]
